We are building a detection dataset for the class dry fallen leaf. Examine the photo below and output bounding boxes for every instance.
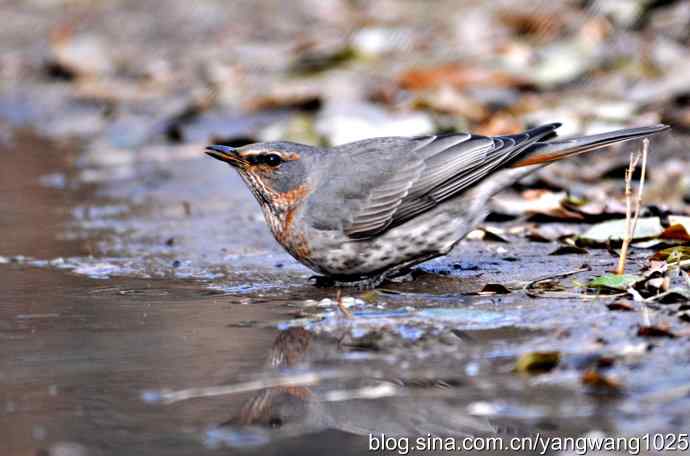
[581,369,622,391]
[515,351,560,374]
[650,247,690,263]
[398,63,529,91]
[549,245,589,256]
[660,223,690,242]
[471,283,512,295]
[607,302,635,311]
[497,10,564,41]
[492,190,583,220]
[637,325,676,338]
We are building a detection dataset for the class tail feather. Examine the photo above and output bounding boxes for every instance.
[510,124,669,168]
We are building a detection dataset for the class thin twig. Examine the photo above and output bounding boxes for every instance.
[522,266,617,299]
[616,138,649,275]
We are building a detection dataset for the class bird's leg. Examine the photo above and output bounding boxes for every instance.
[309,274,385,290]
[335,288,353,319]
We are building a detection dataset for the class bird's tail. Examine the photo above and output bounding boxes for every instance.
[511,124,670,168]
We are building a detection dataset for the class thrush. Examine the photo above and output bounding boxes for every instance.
[206,123,669,289]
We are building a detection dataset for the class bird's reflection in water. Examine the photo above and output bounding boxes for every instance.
[209,327,543,449]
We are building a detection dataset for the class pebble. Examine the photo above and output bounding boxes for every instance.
[49,442,88,456]
[303,297,364,308]
[50,34,113,78]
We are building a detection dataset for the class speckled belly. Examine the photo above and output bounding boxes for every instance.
[305,204,477,277]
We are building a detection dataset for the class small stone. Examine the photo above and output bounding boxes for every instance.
[318,298,334,307]
[49,442,88,456]
[351,27,408,57]
[49,32,113,79]
[340,297,356,307]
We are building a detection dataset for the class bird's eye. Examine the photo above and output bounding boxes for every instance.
[262,154,283,167]
[247,154,283,166]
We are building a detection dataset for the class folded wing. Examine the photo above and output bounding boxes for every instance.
[306,123,561,239]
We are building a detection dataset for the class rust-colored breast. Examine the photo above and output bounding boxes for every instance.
[269,184,312,262]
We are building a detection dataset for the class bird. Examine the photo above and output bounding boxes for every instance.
[205,123,669,289]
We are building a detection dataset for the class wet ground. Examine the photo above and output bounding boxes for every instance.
[3,1,690,455]
[2,130,690,456]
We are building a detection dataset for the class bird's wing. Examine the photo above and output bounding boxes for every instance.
[306,124,561,239]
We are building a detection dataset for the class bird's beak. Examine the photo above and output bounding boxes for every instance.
[205,145,243,167]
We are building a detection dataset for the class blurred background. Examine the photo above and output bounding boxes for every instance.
[2,0,690,209]
[2,1,690,455]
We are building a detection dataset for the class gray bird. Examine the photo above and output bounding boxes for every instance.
[206,123,669,289]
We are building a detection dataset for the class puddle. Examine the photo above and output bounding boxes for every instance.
[2,132,690,456]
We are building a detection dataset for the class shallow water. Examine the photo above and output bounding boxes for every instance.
[2,132,689,455]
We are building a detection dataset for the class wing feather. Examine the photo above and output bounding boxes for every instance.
[307,124,561,239]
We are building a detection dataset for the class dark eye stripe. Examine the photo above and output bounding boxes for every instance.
[248,154,283,166]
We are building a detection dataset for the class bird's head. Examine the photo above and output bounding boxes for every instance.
[205,141,319,214]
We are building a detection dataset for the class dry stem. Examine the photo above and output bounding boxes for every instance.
[615,138,649,275]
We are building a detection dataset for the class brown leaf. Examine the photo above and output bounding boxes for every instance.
[607,302,634,311]
[398,63,529,91]
[637,325,676,338]
[497,10,564,41]
[650,247,690,263]
[660,223,690,242]
[581,369,622,390]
